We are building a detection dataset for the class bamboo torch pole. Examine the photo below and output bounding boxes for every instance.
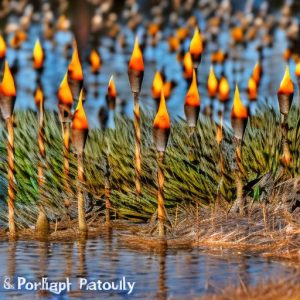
[0,61,17,237]
[231,85,249,216]
[104,75,117,224]
[277,66,294,167]
[34,86,50,236]
[153,91,171,237]
[128,37,144,198]
[58,73,74,211]
[184,69,201,225]
[71,90,89,236]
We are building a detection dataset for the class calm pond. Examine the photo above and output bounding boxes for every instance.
[0,232,297,299]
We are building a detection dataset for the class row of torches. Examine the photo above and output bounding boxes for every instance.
[0,26,296,238]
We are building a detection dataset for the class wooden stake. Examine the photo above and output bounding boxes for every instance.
[157,151,166,237]
[62,122,72,209]
[6,117,17,238]
[36,96,49,236]
[235,138,245,216]
[77,153,87,235]
[281,114,291,167]
[104,154,111,224]
[133,92,142,197]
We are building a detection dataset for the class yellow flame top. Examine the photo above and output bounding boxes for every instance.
[72,89,88,130]
[252,63,262,84]
[90,49,101,72]
[58,72,73,105]
[108,75,117,98]
[0,60,16,97]
[33,39,44,69]
[153,91,171,129]
[207,66,218,97]
[0,35,6,58]
[185,69,200,107]
[183,52,193,79]
[219,76,230,102]
[278,65,294,95]
[68,41,83,81]
[231,84,248,119]
[152,71,164,99]
[189,27,203,57]
[248,77,257,100]
[295,61,300,77]
[128,37,144,71]
[35,86,43,106]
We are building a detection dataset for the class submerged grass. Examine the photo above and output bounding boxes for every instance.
[0,105,299,232]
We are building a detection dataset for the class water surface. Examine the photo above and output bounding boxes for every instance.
[0,232,297,299]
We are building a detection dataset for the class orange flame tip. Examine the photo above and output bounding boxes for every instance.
[219,76,230,102]
[152,71,164,99]
[163,81,172,99]
[90,49,101,72]
[168,36,179,52]
[231,85,248,119]
[0,35,6,58]
[128,37,144,72]
[68,41,83,81]
[58,73,73,105]
[189,27,203,57]
[108,75,117,98]
[248,77,257,100]
[33,39,44,69]
[153,91,170,129]
[183,52,193,79]
[1,61,16,97]
[278,66,294,95]
[35,86,43,106]
[207,66,218,97]
[295,61,300,77]
[252,63,262,84]
[72,90,88,130]
[185,69,200,107]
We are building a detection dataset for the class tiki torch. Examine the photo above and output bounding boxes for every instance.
[189,26,203,71]
[252,62,263,87]
[71,90,89,235]
[89,49,101,85]
[58,72,74,210]
[128,37,144,198]
[184,68,201,224]
[277,66,294,167]
[104,76,117,224]
[0,61,17,237]
[34,85,50,236]
[153,91,171,237]
[152,71,164,110]
[68,40,83,103]
[231,85,249,216]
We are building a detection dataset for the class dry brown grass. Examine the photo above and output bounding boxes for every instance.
[197,276,300,300]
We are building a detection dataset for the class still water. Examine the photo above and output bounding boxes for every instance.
[0,232,297,299]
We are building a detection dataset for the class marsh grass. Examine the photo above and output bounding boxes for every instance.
[0,105,299,237]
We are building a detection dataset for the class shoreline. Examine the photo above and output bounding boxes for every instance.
[0,211,299,264]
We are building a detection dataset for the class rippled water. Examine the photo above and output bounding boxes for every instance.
[0,232,296,299]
